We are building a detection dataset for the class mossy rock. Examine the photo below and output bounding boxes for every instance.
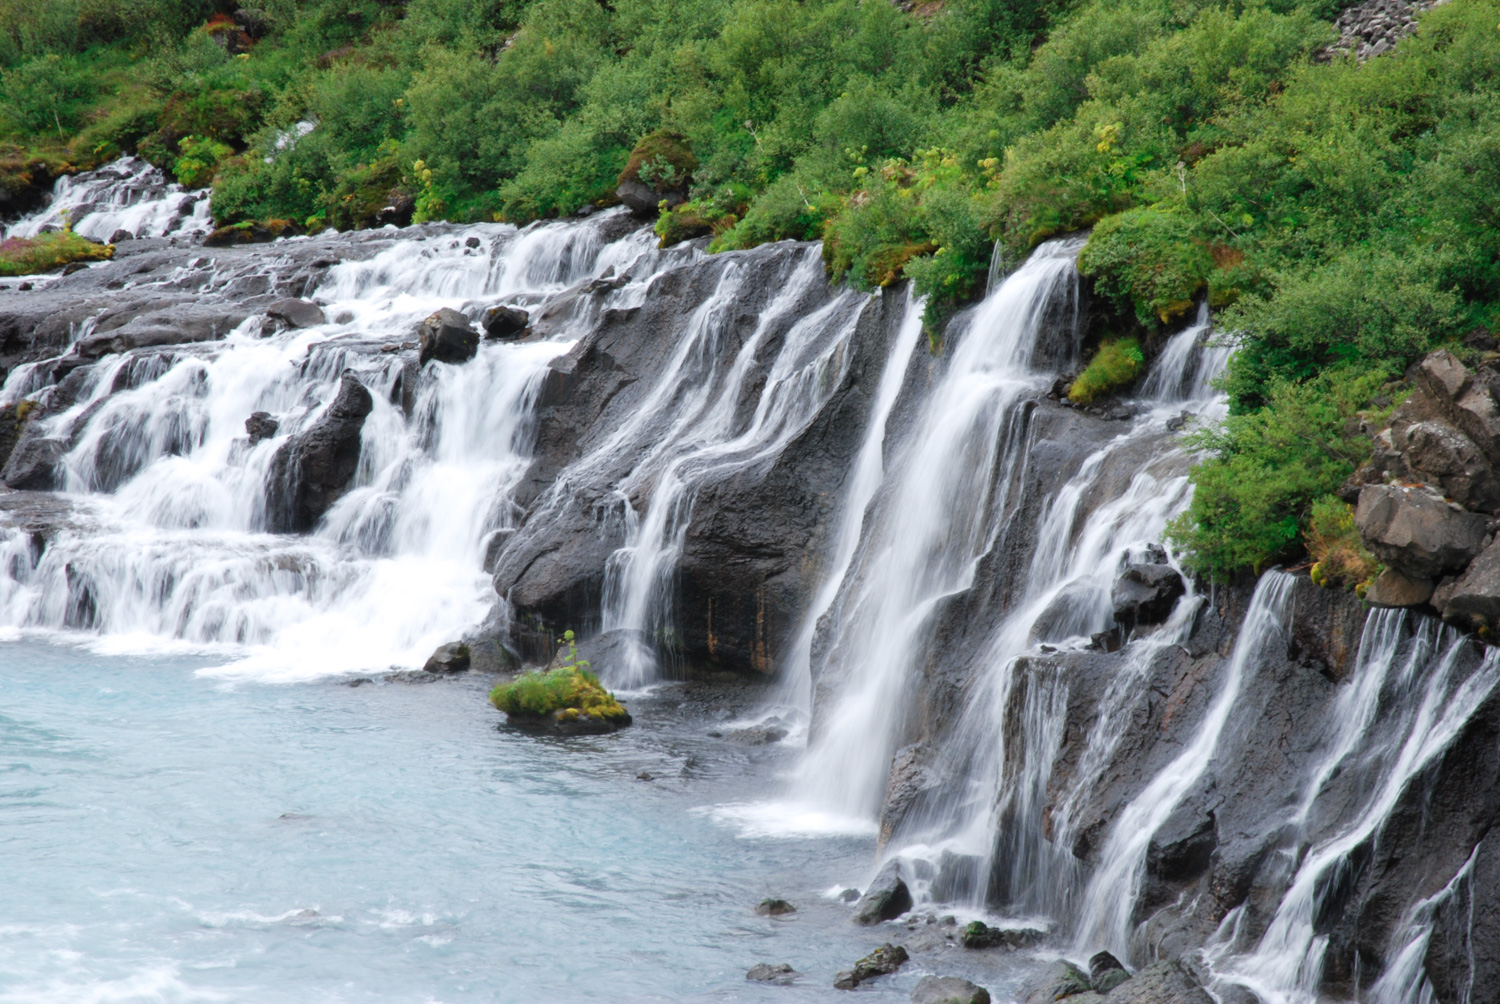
[489,666,632,734]
[0,231,112,277]
[203,218,304,247]
[1068,337,1144,404]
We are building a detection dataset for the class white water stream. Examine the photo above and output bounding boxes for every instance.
[4,156,212,242]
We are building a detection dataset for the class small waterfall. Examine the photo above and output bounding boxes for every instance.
[1139,301,1224,404]
[4,156,212,241]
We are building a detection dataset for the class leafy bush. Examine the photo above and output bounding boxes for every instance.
[1068,337,1143,404]
[1167,368,1387,579]
[1077,207,1214,328]
[0,54,94,136]
[1306,496,1379,591]
[172,134,233,187]
[0,229,112,275]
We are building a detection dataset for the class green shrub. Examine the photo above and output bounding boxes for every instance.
[1167,368,1387,579]
[0,229,112,275]
[0,54,94,136]
[1306,496,1379,591]
[1068,337,1143,404]
[1077,206,1214,328]
[172,133,233,187]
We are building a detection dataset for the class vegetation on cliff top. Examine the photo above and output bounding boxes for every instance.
[0,228,112,275]
[3,0,1499,578]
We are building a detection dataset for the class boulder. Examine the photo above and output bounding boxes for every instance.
[912,975,991,1004]
[747,963,797,985]
[1354,484,1487,581]
[959,921,1041,949]
[754,898,796,916]
[482,304,530,340]
[108,229,134,244]
[417,307,479,366]
[833,943,908,990]
[422,642,471,673]
[1088,952,1130,994]
[1390,419,1500,513]
[1020,960,1092,1004]
[263,371,373,533]
[266,297,327,330]
[245,411,279,444]
[2,433,64,490]
[1409,350,1500,460]
[1111,562,1186,628]
[1102,959,1213,1004]
[1363,567,1435,608]
[1435,537,1500,631]
[853,860,913,925]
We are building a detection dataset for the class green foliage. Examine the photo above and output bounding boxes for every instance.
[1078,207,1214,328]
[488,630,630,724]
[0,229,112,276]
[1306,496,1379,590]
[172,133,232,187]
[1068,337,1144,404]
[1,54,95,136]
[1167,368,1387,579]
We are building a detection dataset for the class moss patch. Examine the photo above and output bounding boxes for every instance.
[0,230,111,276]
[1069,337,1144,404]
[618,130,695,192]
[489,667,631,727]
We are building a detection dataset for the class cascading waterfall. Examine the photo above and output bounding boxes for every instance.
[788,236,1086,824]
[1207,617,1500,1004]
[0,210,658,679]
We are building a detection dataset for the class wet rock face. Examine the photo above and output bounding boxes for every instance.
[422,642,471,673]
[833,943,908,990]
[481,304,529,340]
[911,975,990,1004]
[266,297,326,330]
[263,372,373,533]
[852,860,914,925]
[1019,960,1091,1004]
[245,411,279,444]
[1103,959,1212,1004]
[1111,561,1185,629]
[417,307,479,365]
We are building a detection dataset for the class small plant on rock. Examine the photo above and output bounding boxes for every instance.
[489,630,631,731]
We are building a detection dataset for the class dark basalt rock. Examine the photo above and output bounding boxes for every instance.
[266,297,326,330]
[1019,960,1092,1004]
[1112,561,1186,628]
[1088,952,1129,993]
[833,943,908,990]
[263,371,373,533]
[754,898,795,916]
[245,411,279,444]
[1355,483,1486,581]
[852,860,913,925]
[747,963,798,985]
[417,307,479,366]
[482,304,530,340]
[1103,960,1213,1004]
[422,642,471,673]
[911,975,990,1004]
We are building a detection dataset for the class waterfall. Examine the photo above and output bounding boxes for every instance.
[1207,625,1500,1004]
[0,210,659,680]
[788,236,1085,823]
[1074,571,1297,956]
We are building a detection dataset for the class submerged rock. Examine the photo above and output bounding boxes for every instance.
[266,297,326,330]
[912,975,990,1004]
[754,898,796,916]
[852,860,913,925]
[747,963,798,985]
[417,307,479,365]
[263,371,373,533]
[833,943,908,990]
[422,642,471,673]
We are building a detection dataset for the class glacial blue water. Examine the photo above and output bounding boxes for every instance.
[0,640,1027,1003]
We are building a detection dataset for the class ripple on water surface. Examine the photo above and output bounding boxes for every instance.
[0,641,1036,1002]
